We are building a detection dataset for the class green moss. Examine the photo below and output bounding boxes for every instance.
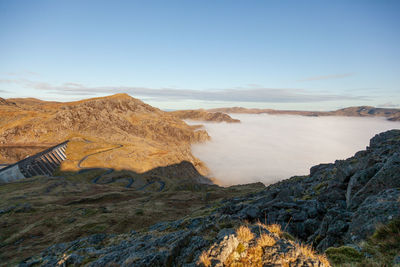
[81,223,108,233]
[219,221,234,229]
[81,256,97,265]
[290,175,308,182]
[281,232,295,241]
[349,158,359,164]
[325,246,364,265]
[135,209,144,216]
[301,194,312,200]
[83,208,98,217]
[313,182,327,193]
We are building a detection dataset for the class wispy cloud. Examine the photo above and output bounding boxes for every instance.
[4,70,39,77]
[0,78,366,103]
[299,73,356,82]
[377,102,399,108]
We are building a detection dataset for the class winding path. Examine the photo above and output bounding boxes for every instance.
[77,144,123,169]
[75,143,164,191]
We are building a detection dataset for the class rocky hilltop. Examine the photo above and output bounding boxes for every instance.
[0,94,210,174]
[209,106,400,121]
[18,130,400,266]
[0,97,17,107]
[170,109,240,123]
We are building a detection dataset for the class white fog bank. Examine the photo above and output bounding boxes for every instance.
[188,114,400,186]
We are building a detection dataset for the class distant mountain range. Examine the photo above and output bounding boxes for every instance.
[169,109,240,123]
[208,106,400,121]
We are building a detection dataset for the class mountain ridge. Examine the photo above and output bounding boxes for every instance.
[208,106,400,121]
[0,94,210,175]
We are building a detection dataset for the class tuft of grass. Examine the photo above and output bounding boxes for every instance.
[325,218,400,266]
[197,251,211,267]
[257,234,276,247]
[266,224,282,237]
[296,243,317,259]
[236,225,254,243]
[363,218,400,265]
[317,254,331,266]
[236,243,246,254]
[199,222,331,266]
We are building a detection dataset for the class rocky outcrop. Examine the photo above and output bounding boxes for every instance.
[212,130,400,251]
[170,110,240,123]
[20,130,400,266]
[0,97,17,107]
[20,222,329,266]
[0,94,210,175]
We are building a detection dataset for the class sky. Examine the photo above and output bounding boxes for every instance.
[0,0,399,110]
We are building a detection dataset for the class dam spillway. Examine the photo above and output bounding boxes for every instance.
[0,141,68,183]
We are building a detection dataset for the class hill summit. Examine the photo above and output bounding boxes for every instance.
[0,94,210,174]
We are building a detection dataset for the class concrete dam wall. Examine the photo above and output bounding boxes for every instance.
[0,141,68,183]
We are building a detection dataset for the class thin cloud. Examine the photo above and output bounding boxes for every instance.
[299,73,356,82]
[377,102,399,108]
[4,70,39,77]
[0,78,366,103]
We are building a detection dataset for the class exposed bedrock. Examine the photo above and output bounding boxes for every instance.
[215,129,400,250]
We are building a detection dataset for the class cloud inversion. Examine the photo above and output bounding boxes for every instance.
[188,114,400,186]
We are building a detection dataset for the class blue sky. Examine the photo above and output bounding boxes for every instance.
[0,0,399,110]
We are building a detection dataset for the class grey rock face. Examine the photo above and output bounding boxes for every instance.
[213,130,400,251]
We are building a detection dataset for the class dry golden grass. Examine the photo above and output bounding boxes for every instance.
[317,254,331,266]
[296,243,317,259]
[236,225,254,243]
[241,246,263,267]
[0,94,211,175]
[257,233,276,247]
[200,223,331,267]
[266,224,282,236]
[0,172,263,266]
[197,251,211,267]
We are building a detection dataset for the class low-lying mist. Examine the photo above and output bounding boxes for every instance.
[188,114,400,186]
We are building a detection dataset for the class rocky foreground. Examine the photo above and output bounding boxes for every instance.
[19,130,400,266]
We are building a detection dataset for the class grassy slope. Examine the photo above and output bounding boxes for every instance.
[0,170,264,265]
